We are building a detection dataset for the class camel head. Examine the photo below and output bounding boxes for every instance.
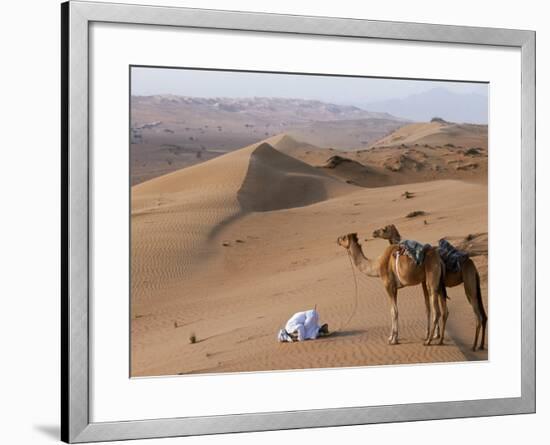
[372,224,401,243]
[337,233,359,250]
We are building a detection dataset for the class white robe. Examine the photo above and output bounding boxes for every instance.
[282,309,321,342]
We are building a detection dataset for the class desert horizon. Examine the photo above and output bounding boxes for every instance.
[130,71,488,377]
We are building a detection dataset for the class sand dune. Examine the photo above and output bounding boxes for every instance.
[371,122,446,146]
[266,133,335,164]
[238,142,352,211]
[131,134,488,376]
[268,133,487,187]
[266,134,391,186]
[370,121,488,150]
[131,141,353,310]
[131,142,249,308]
[318,155,392,187]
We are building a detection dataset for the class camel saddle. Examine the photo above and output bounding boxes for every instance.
[395,239,431,266]
[438,239,469,273]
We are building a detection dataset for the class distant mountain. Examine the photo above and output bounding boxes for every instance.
[132,95,404,123]
[363,88,488,124]
[130,95,410,183]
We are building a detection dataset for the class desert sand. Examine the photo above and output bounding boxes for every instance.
[131,127,488,377]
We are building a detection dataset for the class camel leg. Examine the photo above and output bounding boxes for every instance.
[473,320,481,351]
[463,264,488,350]
[437,291,449,345]
[385,283,399,345]
[422,282,432,341]
[424,287,441,346]
[479,317,487,350]
[463,270,479,349]
[477,290,488,350]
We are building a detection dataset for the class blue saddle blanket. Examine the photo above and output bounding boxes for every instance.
[438,238,469,272]
[398,239,431,265]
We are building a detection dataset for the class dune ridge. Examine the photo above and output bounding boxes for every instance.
[238,142,353,211]
[370,121,488,149]
[265,132,488,187]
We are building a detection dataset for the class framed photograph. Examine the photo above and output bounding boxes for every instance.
[62,1,535,442]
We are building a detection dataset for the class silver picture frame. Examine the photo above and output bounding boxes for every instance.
[61,1,536,442]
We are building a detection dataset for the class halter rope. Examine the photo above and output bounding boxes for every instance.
[331,248,360,334]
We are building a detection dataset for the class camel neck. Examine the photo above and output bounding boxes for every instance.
[349,240,379,277]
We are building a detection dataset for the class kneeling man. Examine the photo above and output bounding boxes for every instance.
[277,309,329,342]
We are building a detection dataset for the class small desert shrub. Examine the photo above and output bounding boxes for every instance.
[406,210,427,218]
[189,332,196,344]
[465,147,482,155]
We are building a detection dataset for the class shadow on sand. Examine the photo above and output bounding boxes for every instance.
[322,329,367,339]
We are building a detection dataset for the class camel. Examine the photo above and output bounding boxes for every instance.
[372,224,488,350]
[337,233,448,346]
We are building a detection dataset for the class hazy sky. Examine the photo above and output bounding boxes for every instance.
[131,66,488,107]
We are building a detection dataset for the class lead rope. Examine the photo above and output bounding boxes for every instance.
[331,249,360,335]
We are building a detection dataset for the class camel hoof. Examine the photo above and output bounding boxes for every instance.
[438,339,444,345]
[424,340,432,346]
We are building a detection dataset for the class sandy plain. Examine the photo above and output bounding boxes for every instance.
[131,122,488,377]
